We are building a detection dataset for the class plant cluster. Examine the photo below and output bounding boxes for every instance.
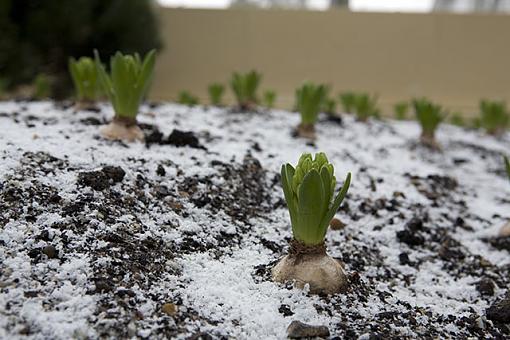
[95,49,156,142]
[339,92,356,113]
[274,152,351,294]
[295,82,327,125]
[230,70,261,110]
[352,93,380,121]
[322,97,337,114]
[412,97,446,148]
[449,112,465,127]
[208,83,225,106]
[178,91,199,106]
[262,90,276,109]
[68,57,101,104]
[394,101,409,120]
[95,50,156,121]
[32,74,52,99]
[479,99,509,135]
[339,92,379,121]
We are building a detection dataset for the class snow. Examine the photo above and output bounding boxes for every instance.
[0,101,509,338]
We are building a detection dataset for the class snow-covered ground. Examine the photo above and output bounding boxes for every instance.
[0,101,509,339]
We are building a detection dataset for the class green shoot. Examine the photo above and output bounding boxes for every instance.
[339,92,356,113]
[262,90,276,109]
[412,97,446,141]
[230,70,261,110]
[33,74,51,99]
[322,97,337,114]
[394,101,409,120]
[352,93,379,122]
[68,57,101,102]
[281,152,351,246]
[178,91,199,106]
[295,82,328,126]
[95,49,156,120]
[479,99,509,135]
[505,156,510,180]
[208,83,225,106]
[449,112,465,127]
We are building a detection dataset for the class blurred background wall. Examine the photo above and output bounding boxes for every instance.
[152,7,510,116]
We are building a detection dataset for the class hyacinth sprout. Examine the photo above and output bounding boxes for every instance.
[262,90,276,109]
[273,152,351,294]
[95,49,156,142]
[68,56,101,108]
[412,98,446,149]
[294,82,328,139]
[178,90,199,106]
[230,70,261,111]
[479,99,509,136]
[208,83,225,106]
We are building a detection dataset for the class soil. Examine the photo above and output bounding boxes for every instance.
[0,101,509,339]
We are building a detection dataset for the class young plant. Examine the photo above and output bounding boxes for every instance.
[352,93,379,122]
[262,90,276,109]
[412,98,446,149]
[479,99,509,135]
[33,74,51,99]
[449,112,465,127]
[273,152,351,294]
[339,92,355,113]
[178,91,199,106]
[322,97,337,115]
[294,82,328,139]
[230,70,261,111]
[394,101,409,120]
[95,49,156,142]
[208,83,225,106]
[68,56,101,108]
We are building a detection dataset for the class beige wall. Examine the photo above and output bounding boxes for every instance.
[151,8,510,116]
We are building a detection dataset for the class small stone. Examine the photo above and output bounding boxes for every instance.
[166,199,183,211]
[399,252,411,265]
[405,217,424,231]
[329,218,346,231]
[287,321,330,339]
[476,278,495,296]
[396,229,424,246]
[156,164,166,176]
[42,245,57,259]
[161,303,178,316]
[486,292,510,323]
[498,221,510,237]
[102,165,125,183]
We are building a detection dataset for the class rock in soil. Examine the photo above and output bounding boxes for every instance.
[486,292,510,324]
[287,320,330,339]
[329,218,346,230]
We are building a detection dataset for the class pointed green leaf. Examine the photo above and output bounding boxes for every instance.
[319,172,351,231]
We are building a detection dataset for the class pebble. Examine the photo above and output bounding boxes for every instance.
[287,321,330,339]
[476,278,495,296]
[486,292,510,323]
[498,221,510,237]
[161,303,178,316]
[329,218,346,230]
[42,245,57,259]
